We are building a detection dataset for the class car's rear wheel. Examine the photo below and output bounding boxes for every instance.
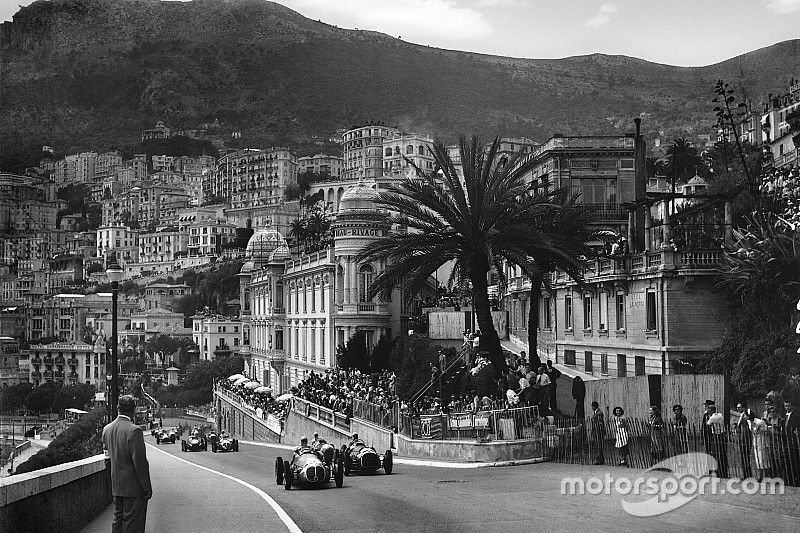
[283,460,292,490]
[181,441,186,452]
[233,440,239,452]
[384,450,393,474]
[275,457,284,485]
[334,452,344,488]
[212,443,217,453]
[156,437,160,445]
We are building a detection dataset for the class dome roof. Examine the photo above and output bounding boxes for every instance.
[244,227,290,266]
[338,183,378,213]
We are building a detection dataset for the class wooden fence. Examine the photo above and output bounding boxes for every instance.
[582,374,729,426]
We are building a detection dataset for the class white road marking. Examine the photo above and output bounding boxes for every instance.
[236,439,547,468]
[147,443,302,533]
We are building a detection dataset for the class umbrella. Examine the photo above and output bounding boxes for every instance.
[243,381,261,390]
[228,374,245,381]
[233,377,250,386]
[254,386,272,394]
[275,393,294,402]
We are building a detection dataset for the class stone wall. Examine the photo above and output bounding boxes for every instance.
[429,310,508,340]
[0,455,111,533]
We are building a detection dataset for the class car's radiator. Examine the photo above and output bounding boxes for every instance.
[361,454,380,469]
[306,466,326,482]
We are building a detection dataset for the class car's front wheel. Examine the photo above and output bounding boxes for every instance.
[334,452,344,488]
[275,457,284,485]
[233,439,239,452]
[283,460,292,490]
[383,450,393,475]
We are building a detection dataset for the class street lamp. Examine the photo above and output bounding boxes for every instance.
[106,258,124,422]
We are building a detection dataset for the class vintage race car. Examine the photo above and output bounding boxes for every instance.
[154,427,177,444]
[211,434,239,453]
[275,448,343,490]
[341,440,393,475]
[181,431,207,452]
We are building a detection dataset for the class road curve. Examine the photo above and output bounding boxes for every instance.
[85,426,800,533]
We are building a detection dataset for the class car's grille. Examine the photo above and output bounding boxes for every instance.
[362,454,380,469]
[306,466,326,482]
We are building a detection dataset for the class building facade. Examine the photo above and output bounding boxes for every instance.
[28,342,105,388]
[342,123,400,181]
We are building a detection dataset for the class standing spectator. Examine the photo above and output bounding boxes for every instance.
[783,398,799,485]
[534,365,551,413]
[706,403,728,478]
[748,410,771,482]
[517,371,531,406]
[672,404,688,456]
[438,350,448,376]
[545,360,562,412]
[572,376,586,420]
[102,395,153,533]
[613,406,630,467]
[648,405,666,463]
[471,330,481,361]
[733,402,752,478]
[589,401,605,465]
[506,387,520,408]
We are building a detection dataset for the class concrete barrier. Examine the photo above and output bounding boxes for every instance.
[216,393,282,443]
[396,434,543,462]
[283,409,350,448]
[0,454,111,533]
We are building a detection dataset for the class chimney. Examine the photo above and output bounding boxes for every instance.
[634,118,641,138]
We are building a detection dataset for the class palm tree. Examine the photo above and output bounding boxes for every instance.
[665,138,700,187]
[358,135,595,375]
[288,218,305,255]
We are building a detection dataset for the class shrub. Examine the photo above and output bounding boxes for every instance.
[14,407,106,475]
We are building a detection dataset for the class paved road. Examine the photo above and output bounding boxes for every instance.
[84,423,800,533]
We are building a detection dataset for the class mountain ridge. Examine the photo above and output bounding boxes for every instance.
[1,0,799,171]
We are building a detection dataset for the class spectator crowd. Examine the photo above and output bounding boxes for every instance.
[215,378,288,420]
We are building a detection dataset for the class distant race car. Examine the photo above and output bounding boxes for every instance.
[211,434,239,453]
[154,427,177,444]
[275,447,343,490]
[181,430,207,452]
[341,440,393,475]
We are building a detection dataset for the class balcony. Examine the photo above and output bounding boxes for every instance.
[43,355,53,364]
[43,370,54,380]
[577,203,628,221]
[55,355,65,365]
[68,357,79,366]
[69,372,79,382]
[32,356,42,364]
[55,371,65,379]
[31,371,42,379]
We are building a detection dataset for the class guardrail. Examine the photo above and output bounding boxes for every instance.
[291,397,350,431]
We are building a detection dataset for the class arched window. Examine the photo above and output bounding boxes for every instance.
[394,147,400,155]
[406,145,414,154]
[385,147,392,156]
[358,264,374,303]
[418,145,425,155]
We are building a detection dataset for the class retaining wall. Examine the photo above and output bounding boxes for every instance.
[216,393,282,443]
[396,434,543,462]
[0,455,111,533]
[283,410,350,447]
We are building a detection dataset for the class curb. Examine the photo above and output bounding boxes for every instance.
[237,439,547,468]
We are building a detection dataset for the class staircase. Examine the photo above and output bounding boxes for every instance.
[408,345,471,404]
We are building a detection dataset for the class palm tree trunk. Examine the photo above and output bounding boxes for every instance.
[471,268,508,376]
[527,274,543,369]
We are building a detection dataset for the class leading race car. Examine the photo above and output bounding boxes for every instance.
[211,433,239,453]
[154,427,177,444]
[181,430,207,452]
[341,439,393,475]
[275,447,344,490]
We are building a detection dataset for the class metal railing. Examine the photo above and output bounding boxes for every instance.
[352,398,400,429]
[291,397,350,431]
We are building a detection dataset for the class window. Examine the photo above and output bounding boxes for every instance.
[359,264,374,302]
[615,293,625,330]
[583,296,592,329]
[617,354,627,377]
[564,295,573,330]
[564,349,576,365]
[233,338,239,346]
[543,297,551,329]
[585,351,593,372]
[406,145,414,154]
[635,356,645,376]
[275,330,284,351]
[646,291,657,331]
[601,353,608,374]
[418,145,425,155]
[385,148,392,156]
[599,293,608,330]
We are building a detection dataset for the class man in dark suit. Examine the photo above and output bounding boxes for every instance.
[783,398,800,485]
[589,401,606,465]
[102,395,153,533]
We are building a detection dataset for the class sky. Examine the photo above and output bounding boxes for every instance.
[1,0,799,66]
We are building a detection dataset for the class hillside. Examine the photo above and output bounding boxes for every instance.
[1,0,799,171]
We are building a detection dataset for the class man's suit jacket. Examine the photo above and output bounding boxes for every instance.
[786,411,800,440]
[102,415,152,498]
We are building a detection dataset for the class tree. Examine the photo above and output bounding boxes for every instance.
[358,136,594,375]
[665,138,701,186]
[288,218,305,254]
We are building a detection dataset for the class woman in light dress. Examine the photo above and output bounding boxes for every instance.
[613,406,630,467]
[747,409,771,481]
